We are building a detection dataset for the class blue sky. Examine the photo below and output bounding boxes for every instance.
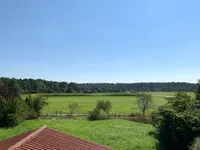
[0,0,199,83]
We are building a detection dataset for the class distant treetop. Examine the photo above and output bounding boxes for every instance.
[0,77,197,94]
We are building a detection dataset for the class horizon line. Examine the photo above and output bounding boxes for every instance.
[0,77,197,84]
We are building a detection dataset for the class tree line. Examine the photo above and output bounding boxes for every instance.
[0,77,197,94]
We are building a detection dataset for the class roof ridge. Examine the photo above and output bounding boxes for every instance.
[8,125,47,150]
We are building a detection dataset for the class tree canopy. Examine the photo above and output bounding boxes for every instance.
[0,77,196,94]
[152,92,200,150]
[136,93,153,116]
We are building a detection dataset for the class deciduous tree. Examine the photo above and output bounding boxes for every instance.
[136,92,153,116]
[68,101,78,116]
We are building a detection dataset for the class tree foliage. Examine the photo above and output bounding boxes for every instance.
[0,85,27,127]
[195,79,200,108]
[25,95,48,119]
[0,97,27,127]
[136,93,153,116]
[195,80,200,99]
[0,83,48,127]
[152,92,200,150]
[88,100,112,121]
[67,101,78,116]
[190,137,200,150]
[0,77,196,94]
[0,85,19,100]
[96,100,112,116]
[66,87,75,93]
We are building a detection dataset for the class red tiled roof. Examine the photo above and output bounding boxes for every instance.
[0,125,112,150]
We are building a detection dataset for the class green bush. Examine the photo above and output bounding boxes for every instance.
[88,100,112,121]
[96,100,112,116]
[190,137,200,150]
[88,108,110,121]
[152,92,200,150]
[27,108,37,119]
[0,84,28,127]
[0,97,27,127]
[0,85,48,127]
[88,108,101,120]
[25,95,48,119]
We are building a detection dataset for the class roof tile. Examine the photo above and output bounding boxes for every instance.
[0,126,112,150]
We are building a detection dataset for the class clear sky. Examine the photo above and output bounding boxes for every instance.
[0,0,199,83]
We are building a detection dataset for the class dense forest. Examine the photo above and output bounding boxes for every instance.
[0,77,196,94]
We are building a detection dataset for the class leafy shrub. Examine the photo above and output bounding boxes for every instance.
[88,108,101,120]
[0,85,27,127]
[0,97,27,127]
[27,108,37,119]
[152,92,200,150]
[98,109,108,118]
[88,100,112,121]
[190,137,200,150]
[25,95,48,119]
[88,108,110,121]
[96,100,112,116]
[0,85,48,127]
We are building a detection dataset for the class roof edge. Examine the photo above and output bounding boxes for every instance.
[8,125,47,150]
[49,127,113,150]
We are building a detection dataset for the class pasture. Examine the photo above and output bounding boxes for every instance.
[41,92,194,114]
[42,95,166,114]
[151,92,194,97]
[0,119,161,150]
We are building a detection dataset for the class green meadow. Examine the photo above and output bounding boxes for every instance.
[41,92,194,114]
[43,92,194,114]
[151,92,194,97]
[42,95,166,114]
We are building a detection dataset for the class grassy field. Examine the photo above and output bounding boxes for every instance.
[43,95,166,114]
[41,92,194,114]
[0,119,161,150]
[151,92,194,97]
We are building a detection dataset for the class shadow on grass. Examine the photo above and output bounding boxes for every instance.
[148,131,166,150]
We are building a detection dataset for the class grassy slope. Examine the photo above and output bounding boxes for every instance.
[0,119,159,150]
[43,95,166,114]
